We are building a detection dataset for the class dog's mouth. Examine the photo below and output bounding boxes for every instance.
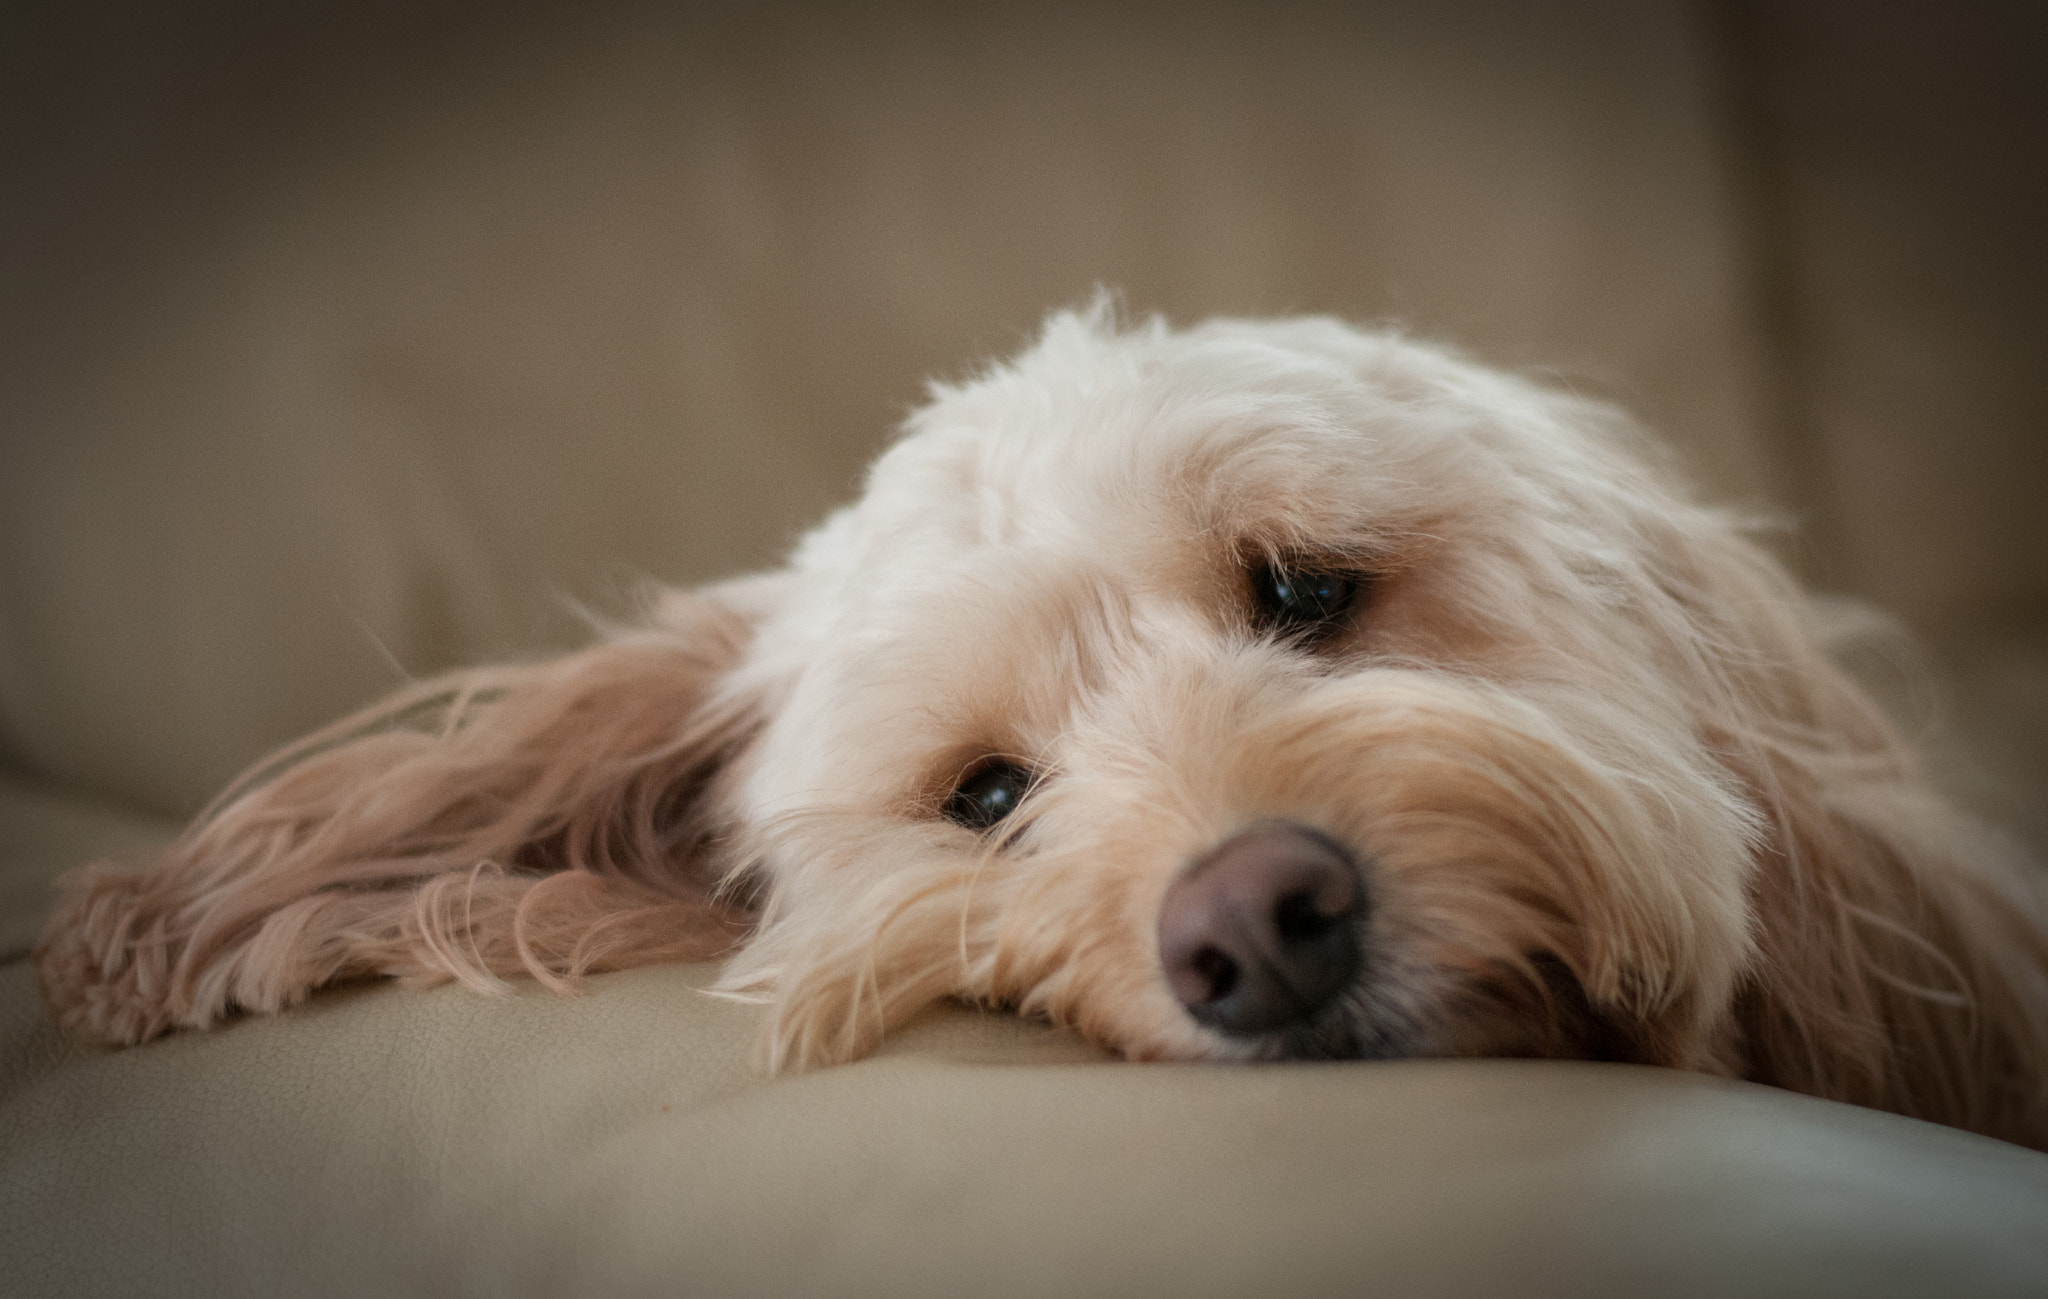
[1154,821,1638,1063]
[1495,953,1642,1063]
[1239,966,1419,1061]
[1190,951,1638,1065]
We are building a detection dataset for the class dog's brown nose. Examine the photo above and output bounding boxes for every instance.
[1158,820,1364,1038]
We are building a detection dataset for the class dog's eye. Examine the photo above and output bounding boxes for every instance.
[943,760,1033,831]
[1248,562,1361,639]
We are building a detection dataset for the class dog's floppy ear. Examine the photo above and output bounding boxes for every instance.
[36,579,779,1047]
[1652,511,2048,1144]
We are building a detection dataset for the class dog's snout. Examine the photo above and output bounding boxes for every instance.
[1158,820,1364,1038]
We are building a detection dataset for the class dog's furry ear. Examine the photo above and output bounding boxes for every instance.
[1652,510,2048,1145]
[35,582,776,1047]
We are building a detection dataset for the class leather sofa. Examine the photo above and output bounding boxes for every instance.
[4,3,2045,1294]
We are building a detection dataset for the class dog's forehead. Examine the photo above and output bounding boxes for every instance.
[737,316,1645,814]
[814,320,1488,584]
[752,318,1607,702]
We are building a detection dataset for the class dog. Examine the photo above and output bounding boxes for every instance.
[36,304,2048,1149]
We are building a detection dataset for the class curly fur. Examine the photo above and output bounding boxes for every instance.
[37,303,2048,1148]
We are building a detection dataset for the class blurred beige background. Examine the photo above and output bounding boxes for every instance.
[1,0,2043,863]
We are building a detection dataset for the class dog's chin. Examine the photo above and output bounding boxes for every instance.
[1159,951,1422,1064]
[1240,1008,1416,1063]
[1176,954,1643,1066]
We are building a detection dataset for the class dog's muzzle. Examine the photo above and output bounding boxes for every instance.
[1157,820,1365,1038]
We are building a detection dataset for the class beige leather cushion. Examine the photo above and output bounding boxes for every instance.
[4,959,2047,1299]
[0,0,1777,821]
[5,779,2044,1296]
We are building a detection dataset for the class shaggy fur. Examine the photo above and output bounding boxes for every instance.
[37,305,2048,1148]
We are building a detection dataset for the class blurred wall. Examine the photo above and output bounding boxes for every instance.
[1727,1,2048,634]
[0,1,2041,829]
[1721,0,2048,843]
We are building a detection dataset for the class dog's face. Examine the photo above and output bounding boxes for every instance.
[709,311,1760,1072]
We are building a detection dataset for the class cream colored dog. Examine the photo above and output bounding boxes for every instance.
[37,305,2048,1149]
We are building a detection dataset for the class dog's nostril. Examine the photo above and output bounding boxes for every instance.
[1158,820,1366,1038]
[1273,888,1341,944]
[1190,946,1240,1003]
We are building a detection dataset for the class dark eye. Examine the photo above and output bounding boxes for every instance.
[943,760,1034,831]
[1249,562,1361,639]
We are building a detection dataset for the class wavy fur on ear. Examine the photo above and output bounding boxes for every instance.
[1656,507,2048,1146]
[35,600,761,1047]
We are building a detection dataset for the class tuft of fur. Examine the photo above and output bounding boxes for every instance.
[38,604,761,1045]
[37,305,2048,1149]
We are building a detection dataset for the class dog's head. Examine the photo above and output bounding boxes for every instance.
[696,307,1794,1073]
[44,305,2046,1146]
